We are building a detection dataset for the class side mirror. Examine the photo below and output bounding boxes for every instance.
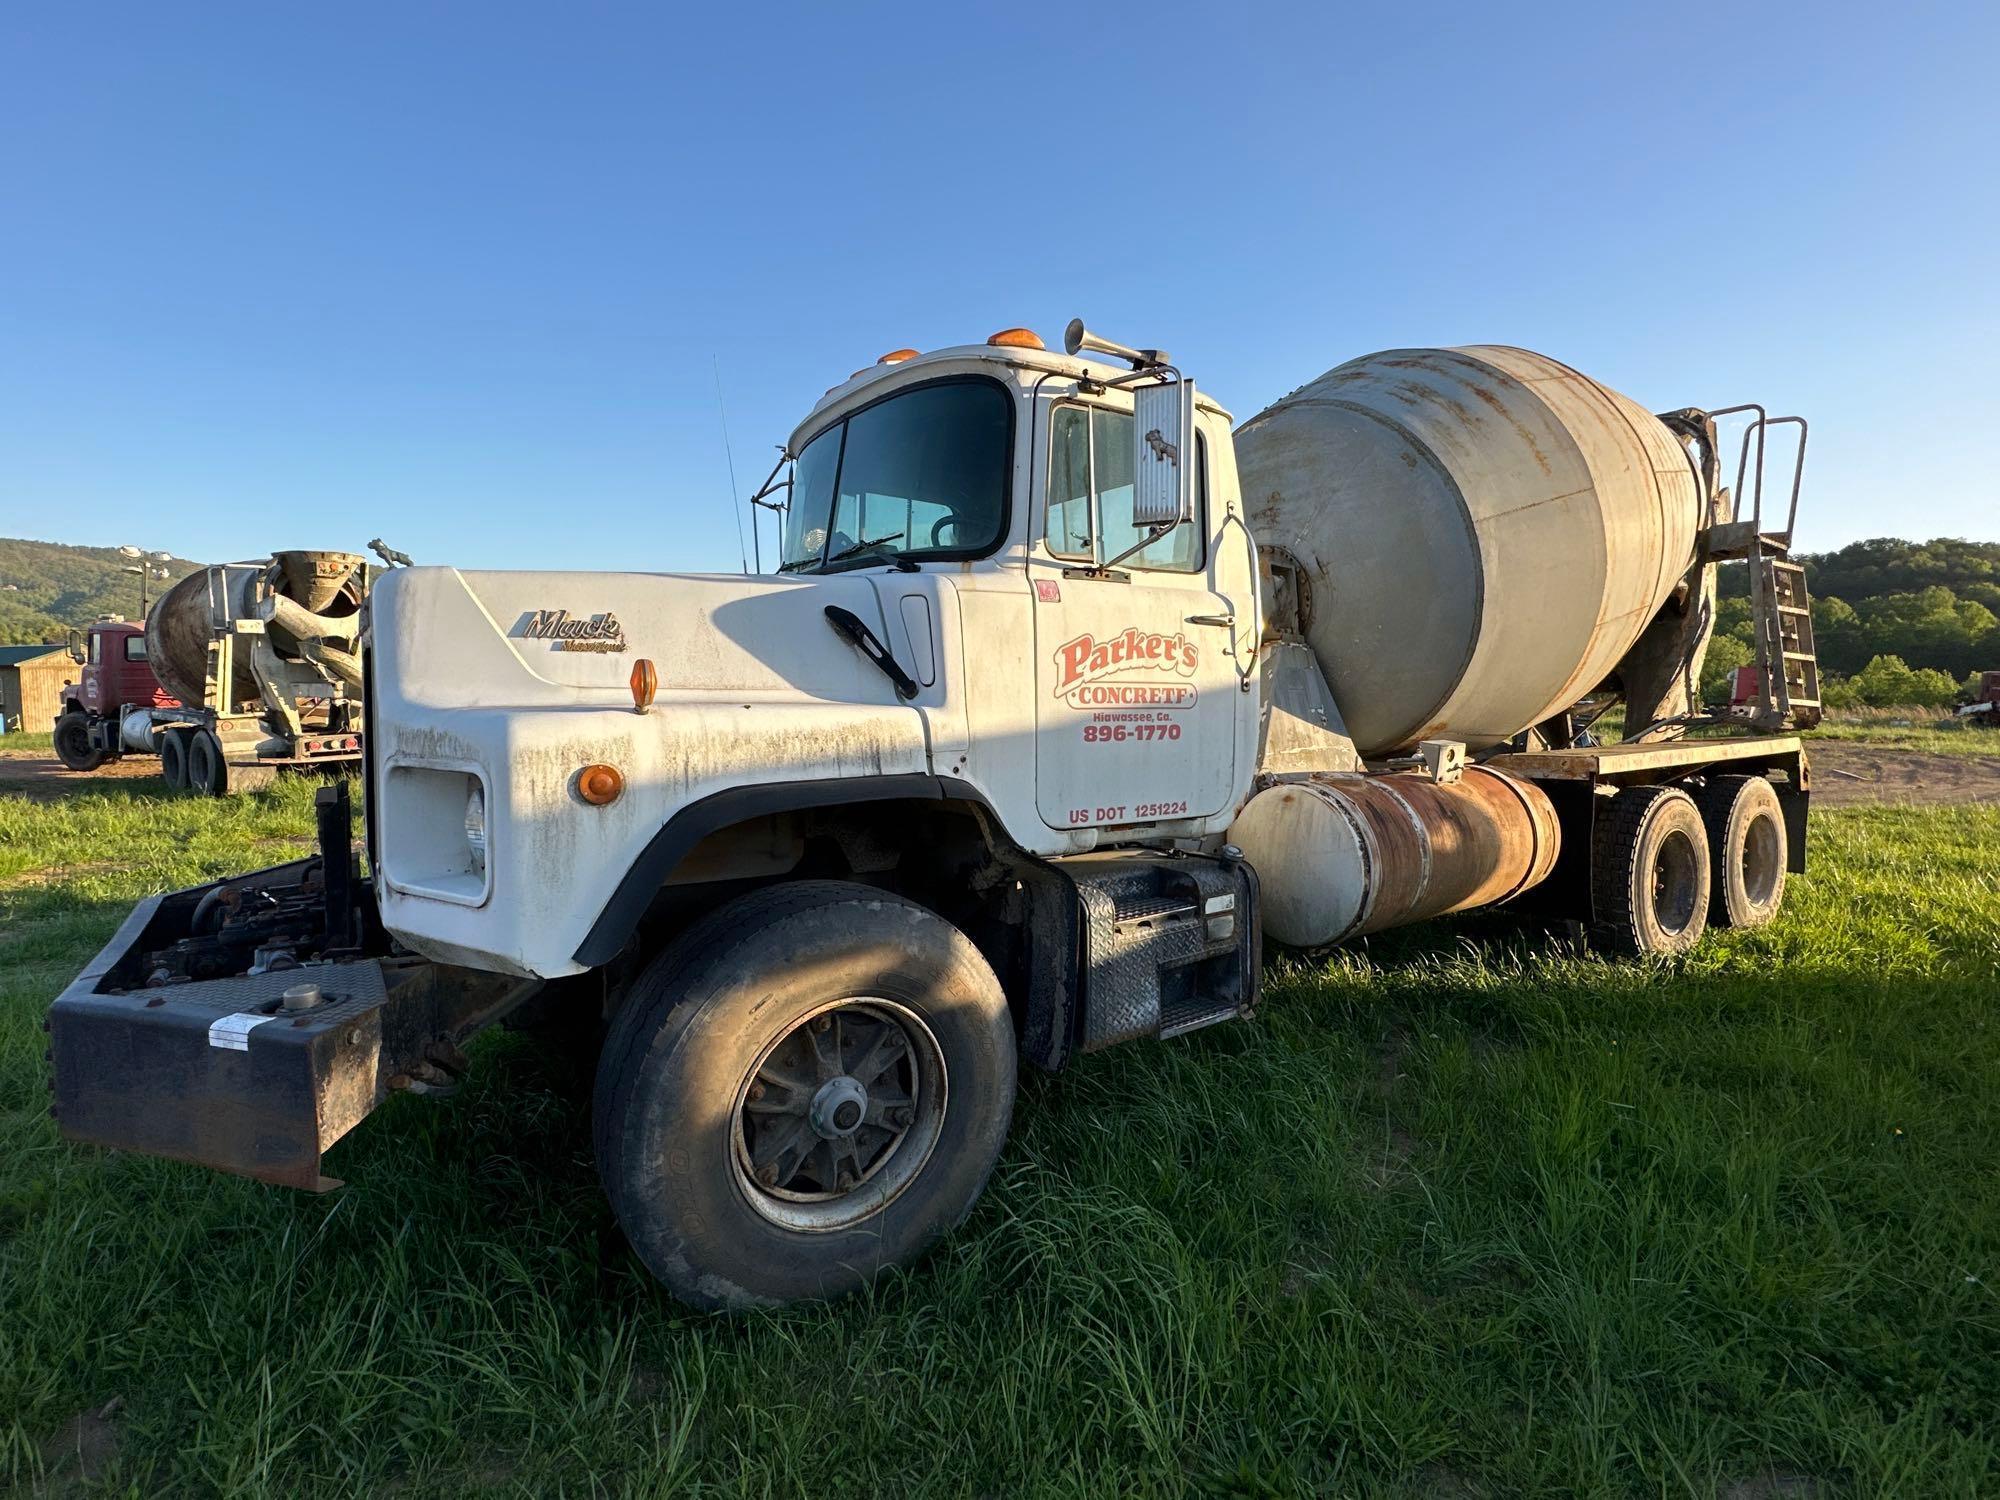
[65,628,85,665]
[1131,379,1195,529]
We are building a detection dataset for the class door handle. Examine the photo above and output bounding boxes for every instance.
[1184,613,1235,627]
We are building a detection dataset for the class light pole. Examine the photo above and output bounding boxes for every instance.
[118,546,174,617]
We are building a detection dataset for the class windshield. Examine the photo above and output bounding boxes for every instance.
[780,378,1011,572]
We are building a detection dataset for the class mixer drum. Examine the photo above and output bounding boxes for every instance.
[1235,346,1702,756]
[145,551,365,709]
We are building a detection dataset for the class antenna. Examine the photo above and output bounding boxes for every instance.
[713,356,749,573]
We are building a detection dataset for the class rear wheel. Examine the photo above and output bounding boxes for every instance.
[159,729,191,790]
[1695,775,1787,928]
[1591,785,1710,956]
[187,729,226,796]
[594,880,1016,1311]
[53,711,106,772]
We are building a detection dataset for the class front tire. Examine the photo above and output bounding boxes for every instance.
[53,711,106,772]
[593,880,1016,1311]
[1591,785,1711,956]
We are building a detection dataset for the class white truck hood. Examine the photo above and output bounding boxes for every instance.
[365,566,935,977]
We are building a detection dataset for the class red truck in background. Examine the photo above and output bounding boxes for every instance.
[1961,670,2000,727]
[53,619,180,770]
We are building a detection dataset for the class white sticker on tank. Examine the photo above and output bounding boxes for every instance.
[208,1012,277,1051]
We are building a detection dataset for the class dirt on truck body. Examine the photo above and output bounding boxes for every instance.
[48,322,1855,1311]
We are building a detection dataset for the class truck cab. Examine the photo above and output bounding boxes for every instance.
[52,619,180,771]
[64,619,176,720]
[364,329,1262,984]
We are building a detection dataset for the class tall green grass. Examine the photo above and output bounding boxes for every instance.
[2,778,1996,1496]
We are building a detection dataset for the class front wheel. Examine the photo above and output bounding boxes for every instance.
[593,880,1016,1311]
[53,711,106,772]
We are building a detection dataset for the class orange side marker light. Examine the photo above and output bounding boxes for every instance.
[577,763,625,806]
[629,657,658,715]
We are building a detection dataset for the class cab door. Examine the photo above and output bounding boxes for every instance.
[1031,400,1242,832]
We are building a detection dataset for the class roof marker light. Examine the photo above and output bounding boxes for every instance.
[877,348,919,364]
[986,327,1045,349]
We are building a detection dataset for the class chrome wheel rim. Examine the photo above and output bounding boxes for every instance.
[730,997,947,1233]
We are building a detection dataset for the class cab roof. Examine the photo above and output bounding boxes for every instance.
[785,341,1232,456]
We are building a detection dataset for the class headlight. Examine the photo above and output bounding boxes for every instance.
[464,781,487,874]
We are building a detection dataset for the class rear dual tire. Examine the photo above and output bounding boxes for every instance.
[186,729,226,796]
[593,880,1016,1311]
[1591,776,1790,954]
[1695,775,1787,929]
[1592,785,1710,957]
[184,729,277,796]
[159,729,191,790]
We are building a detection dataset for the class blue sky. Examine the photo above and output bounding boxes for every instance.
[2,2,1993,573]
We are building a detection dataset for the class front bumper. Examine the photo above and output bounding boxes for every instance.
[47,861,530,1190]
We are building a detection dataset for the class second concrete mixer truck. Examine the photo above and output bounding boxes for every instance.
[49,321,1820,1309]
[53,550,372,795]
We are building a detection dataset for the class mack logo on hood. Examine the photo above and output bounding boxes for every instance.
[514,609,628,653]
[1053,627,1199,709]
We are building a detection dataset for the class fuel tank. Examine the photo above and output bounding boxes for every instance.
[1235,347,1701,756]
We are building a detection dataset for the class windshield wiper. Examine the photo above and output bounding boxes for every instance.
[826,531,904,564]
[778,530,908,574]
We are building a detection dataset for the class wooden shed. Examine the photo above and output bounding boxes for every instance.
[0,644,74,734]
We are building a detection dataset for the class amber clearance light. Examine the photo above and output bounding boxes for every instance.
[629,657,658,714]
[577,763,625,806]
[986,327,1044,349]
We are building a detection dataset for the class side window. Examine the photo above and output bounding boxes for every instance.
[88,633,102,665]
[783,422,843,567]
[124,635,148,661]
[1045,406,1205,574]
[1046,407,1093,559]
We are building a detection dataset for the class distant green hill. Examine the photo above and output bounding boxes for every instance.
[0,537,205,644]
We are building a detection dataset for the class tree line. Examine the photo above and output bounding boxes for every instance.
[1704,537,2000,708]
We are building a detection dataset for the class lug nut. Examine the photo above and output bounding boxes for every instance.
[747,1082,765,1102]
[837,1172,856,1192]
[756,1165,778,1187]
[813,1016,831,1034]
[890,1106,913,1129]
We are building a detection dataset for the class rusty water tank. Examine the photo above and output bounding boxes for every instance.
[1235,347,1702,757]
[1228,765,1561,950]
[145,551,364,708]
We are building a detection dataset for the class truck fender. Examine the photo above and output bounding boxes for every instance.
[572,774,996,968]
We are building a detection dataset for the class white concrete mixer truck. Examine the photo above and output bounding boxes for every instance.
[49,322,1821,1310]
[52,550,372,795]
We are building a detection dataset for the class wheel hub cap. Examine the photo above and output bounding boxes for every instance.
[808,1076,870,1140]
[730,997,949,1233]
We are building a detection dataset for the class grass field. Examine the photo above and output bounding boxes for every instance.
[3,769,1998,1497]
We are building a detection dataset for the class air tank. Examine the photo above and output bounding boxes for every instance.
[1235,346,1701,757]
